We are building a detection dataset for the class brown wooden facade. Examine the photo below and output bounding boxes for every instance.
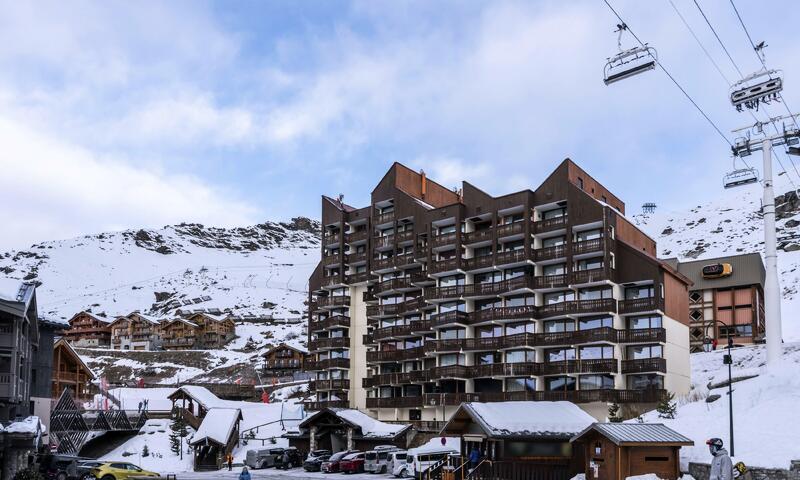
[159,318,200,350]
[60,311,112,348]
[52,338,96,401]
[262,343,308,378]
[183,312,235,349]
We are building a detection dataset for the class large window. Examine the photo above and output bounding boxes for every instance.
[475,352,501,365]
[719,324,753,337]
[545,291,574,304]
[578,316,613,330]
[475,271,501,284]
[578,287,613,300]
[627,344,662,360]
[576,258,604,271]
[543,263,566,276]
[575,228,602,242]
[546,348,576,362]
[542,235,566,248]
[506,350,536,363]
[625,285,654,299]
[504,267,529,279]
[542,208,567,220]
[628,374,664,390]
[505,321,535,335]
[439,274,465,287]
[579,346,614,360]
[439,301,466,313]
[475,298,501,310]
[580,374,614,390]
[505,295,535,307]
[475,325,502,338]
[544,319,575,333]
[506,377,536,392]
[440,328,466,340]
[628,315,662,330]
[439,353,465,366]
[546,376,576,391]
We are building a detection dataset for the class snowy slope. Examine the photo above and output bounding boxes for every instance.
[0,218,320,322]
[640,342,800,470]
[634,176,800,340]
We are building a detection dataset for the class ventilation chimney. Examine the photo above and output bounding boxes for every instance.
[420,170,427,199]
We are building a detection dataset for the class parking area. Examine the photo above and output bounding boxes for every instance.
[168,469,380,480]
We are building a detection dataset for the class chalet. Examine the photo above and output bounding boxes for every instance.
[439,401,596,480]
[570,423,693,480]
[60,311,112,348]
[286,408,410,452]
[159,318,201,350]
[109,312,163,350]
[52,337,96,402]
[262,343,309,380]
[182,312,235,349]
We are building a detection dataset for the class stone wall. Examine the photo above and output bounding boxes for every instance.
[689,461,800,480]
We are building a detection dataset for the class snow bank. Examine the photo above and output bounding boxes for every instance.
[101,419,194,474]
[2,416,43,434]
[467,401,595,437]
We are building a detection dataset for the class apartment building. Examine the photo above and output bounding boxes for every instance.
[666,253,765,353]
[307,160,692,422]
[262,343,309,380]
[159,312,235,350]
[60,310,113,347]
[109,311,163,350]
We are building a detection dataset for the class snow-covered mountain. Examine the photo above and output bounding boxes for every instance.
[0,217,320,322]
[634,176,800,341]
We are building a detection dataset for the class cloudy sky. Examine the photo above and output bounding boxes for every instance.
[1,0,798,251]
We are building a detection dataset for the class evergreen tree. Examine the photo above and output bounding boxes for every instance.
[607,402,623,423]
[142,444,150,457]
[656,391,678,419]
[169,408,184,456]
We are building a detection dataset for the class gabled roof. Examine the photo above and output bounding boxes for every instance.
[184,311,232,323]
[54,338,97,380]
[189,408,243,447]
[441,401,595,440]
[323,195,357,213]
[68,310,112,325]
[298,408,409,439]
[0,279,37,316]
[262,342,308,357]
[571,423,694,446]
[161,318,200,329]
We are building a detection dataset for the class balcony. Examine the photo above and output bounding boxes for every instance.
[396,230,414,243]
[163,338,196,347]
[306,400,349,410]
[374,235,395,249]
[362,370,428,387]
[495,249,528,266]
[310,315,350,331]
[374,277,413,295]
[424,337,503,353]
[621,358,667,374]
[431,232,457,249]
[618,328,666,343]
[496,221,525,238]
[534,274,569,289]
[422,388,666,405]
[430,310,470,327]
[571,268,611,285]
[345,230,368,244]
[463,229,494,244]
[366,346,425,362]
[346,272,371,284]
[374,211,395,225]
[306,358,350,370]
[473,362,541,377]
[317,296,351,308]
[541,359,618,375]
[322,254,342,266]
[366,396,422,408]
[373,257,396,271]
[429,258,460,275]
[373,324,416,341]
[468,305,537,324]
[395,254,418,268]
[324,233,341,246]
[463,255,494,271]
[534,215,568,233]
[347,252,368,264]
[428,365,472,380]
[573,238,604,255]
[310,379,350,391]
[538,327,618,347]
[410,270,435,286]
[537,298,617,318]
[308,337,350,350]
[322,275,345,288]
[367,297,424,318]
[535,245,567,261]
[618,297,664,314]
[425,284,465,301]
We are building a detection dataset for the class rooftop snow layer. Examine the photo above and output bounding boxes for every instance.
[0,277,23,302]
[334,409,408,438]
[190,408,241,446]
[467,401,595,437]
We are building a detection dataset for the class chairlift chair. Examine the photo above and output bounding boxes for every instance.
[723,168,759,189]
[730,69,783,112]
[603,23,657,85]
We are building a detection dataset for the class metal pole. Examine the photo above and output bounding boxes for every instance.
[727,333,734,457]
[763,137,783,366]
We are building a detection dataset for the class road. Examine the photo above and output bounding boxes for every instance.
[158,469,381,480]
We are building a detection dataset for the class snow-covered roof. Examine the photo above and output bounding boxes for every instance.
[0,278,36,314]
[1,416,44,434]
[69,310,113,325]
[55,338,97,379]
[162,318,199,328]
[170,385,227,410]
[448,401,595,439]
[189,408,242,447]
[0,277,24,302]
[571,423,694,446]
[299,408,408,439]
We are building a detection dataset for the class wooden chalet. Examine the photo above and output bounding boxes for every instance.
[159,318,200,350]
[109,312,163,350]
[286,407,410,453]
[570,423,693,480]
[60,311,112,348]
[188,408,243,471]
[262,343,308,379]
[182,312,235,349]
[52,337,96,401]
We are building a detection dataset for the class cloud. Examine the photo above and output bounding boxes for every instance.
[0,116,260,251]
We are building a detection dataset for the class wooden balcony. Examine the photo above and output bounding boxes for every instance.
[430,310,471,327]
[345,230,368,244]
[428,365,472,380]
[431,232,457,248]
[310,379,350,391]
[429,257,460,274]
[362,333,375,345]
[373,324,416,341]
[537,298,616,318]
[366,396,422,408]
[306,358,350,370]
[618,297,664,314]
[472,362,541,377]
[346,252,367,264]
[422,388,666,405]
[463,255,494,271]
[306,400,349,410]
[372,257,395,271]
[366,346,425,362]
[373,235,395,249]
[495,249,528,266]
[463,229,493,244]
[373,211,395,225]
[533,215,568,233]
[538,327,619,347]
[573,237,604,255]
[571,268,611,285]
[534,244,567,261]
[362,370,428,387]
[467,305,537,324]
[346,272,371,284]
[308,337,349,350]
[425,284,465,301]
[533,274,569,289]
[317,296,351,308]
[396,230,414,243]
[409,270,435,285]
[621,357,667,374]
[324,233,341,246]
[394,254,418,268]
[540,359,618,375]
[310,315,350,331]
[618,328,666,343]
[374,277,414,295]
[496,221,525,238]
[322,254,342,266]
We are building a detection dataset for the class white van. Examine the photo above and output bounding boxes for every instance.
[364,445,400,474]
[394,448,457,478]
[386,451,408,475]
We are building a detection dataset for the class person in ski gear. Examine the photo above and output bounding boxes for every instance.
[239,466,251,480]
[227,453,234,471]
[281,450,291,469]
[469,446,481,469]
[707,438,734,480]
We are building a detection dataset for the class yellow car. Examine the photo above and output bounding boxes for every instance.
[89,462,159,480]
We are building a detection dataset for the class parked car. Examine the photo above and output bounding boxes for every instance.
[304,454,331,472]
[321,450,356,473]
[395,449,457,478]
[245,447,290,469]
[340,452,366,474]
[275,447,304,469]
[386,451,408,476]
[40,454,88,480]
[88,462,159,480]
[364,445,400,474]
[306,449,332,461]
[77,461,105,480]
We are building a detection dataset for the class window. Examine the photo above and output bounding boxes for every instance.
[505,295,535,307]
[503,239,524,251]
[503,267,529,279]
[690,310,703,321]
[690,291,703,302]
[475,298,501,310]
[505,322,535,335]
[720,324,753,337]
[625,285,654,299]
[506,350,536,363]
[439,274,465,287]
[439,328,466,340]
[579,346,614,360]
[575,229,602,242]
[543,263,566,276]
[577,177,584,190]
[627,344,662,359]
[576,258,604,271]
[628,374,664,390]
[475,271,501,284]
[506,377,536,392]
[544,319,575,333]
[439,301,466,313]
[542,235,566,248]
[579,316,613,330]
[546,376,576,391]
[580,374,614,390]
[578,287,612,300]
[475,325,502,338]
[546,348,576,362]
[502,213,524,224]
[438,224,457,234]
[439,354,464,366]
[545,291,574,304]
[628,315,662,330]
[475,352,501,365]
[409,409,422,421]
[543,207,567,219]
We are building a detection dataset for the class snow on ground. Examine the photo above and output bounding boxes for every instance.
[640,342,800,469]
[101,419,195,473]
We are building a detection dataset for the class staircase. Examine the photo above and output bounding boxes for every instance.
[194,445,220,472]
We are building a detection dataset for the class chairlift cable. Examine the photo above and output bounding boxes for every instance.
[667,0,732,86]
[602,0,733,148]
[692,0,745,79]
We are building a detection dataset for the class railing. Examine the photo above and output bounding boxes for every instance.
[373,257,395,270]
[468,305,537,323]
[395,254,417,267]
[306,358,350,370]
[309,315,350,331]
[362,370,428,387]
[429,257,460,274]
[618,296,664,314]
[431,232,457,248]
[534,274,569,289]
[324,233,341,245]
[374,277,413,294]
[310,379,350,390]
[363,333,375,345]
[496,221,525,237]
[373,211,395,225]
[346,272,370,284]
[396,230,414,243]
[365,396,422,408]
[306,400,349,410]
[428,365,472,380]
[366,346,425,362]
[346,252,367,264]
[410,270,434,284]
[472,362,541,377]
[495,249,528,265]
[367,298,423,317]
[621,357,667,374]
[422,388,666,405]
[538,327,618,346]
[322,254,341,266]
[179,407,202,430]
[535,244,567,261]
[373,324,416,341]
[463,229,493,244]
[317,296,351,308]
[463,255,494,271]
[537,298,616,318]
[374,235,395,249]
[308,337,349,350]
[322,275,344,288]
[425,284,465,300]
[571,268,610,285]
[573,237,604,255]
[345,230,368,243]
[541,359,618,375]
[534,215,568,233]
[430,310,470,327]
[618,328,666,343]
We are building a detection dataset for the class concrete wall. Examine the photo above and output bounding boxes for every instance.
[663,315,691,396]
[350,284,368,411]
[689,461,800,480]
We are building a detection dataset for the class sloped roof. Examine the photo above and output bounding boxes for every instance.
[298,408,409,439]
[571,423,694,446]
[161,318,200,329]
[0,279,36,315]
[189,408,243,446]
[670,253,765,291]
[54,338,97,380]
[68,310,112,325]
[262,342,308,357]
[443,401,595,439]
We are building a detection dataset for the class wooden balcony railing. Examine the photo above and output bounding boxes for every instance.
[374,235,395,249]
[541,359,618,375]
[533,215,568,233]
[534,274,569,289]
[310,379,350,391]
[345,230,368,243]
[422,388,666,405]
[431,232,457,248]
[618,297,664,314]
[467,305,537,323]
[346,252,367,264]
[396,230,414,243]
[310,315,350,331]
[571,268,610,285]
[495,249,528,265]
[429,257,460,274]
[317,296,351,308]
[365,396,422,408]
[537,298,616,318]
[373,257,395,270]
[621,357,667,374]
[463,229,493,244]
[463,255,494,271]
[374,277,413,294]
[322,254,342,266]
[425,284,465,300]
[428,365,472,380]
[573,238,604,255]
[617,328,666,343]
[373,324,416,341]
[308,337,349,350]
[346,272,371,284]
[430,310,471,327]
[373,211,395,225]
[306,358,350,370]
[362,370,428,387]
[496,221,525,237]
[534,245,567,261]
[306,400,349,410]
[324,233,341,245]
[366,346,425,362]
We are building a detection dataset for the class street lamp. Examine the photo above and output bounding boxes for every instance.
[703,320,736,457]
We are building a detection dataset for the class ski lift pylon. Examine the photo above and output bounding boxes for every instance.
[603,23,657,85]
[730,69,783,112]
[723,167,759,189]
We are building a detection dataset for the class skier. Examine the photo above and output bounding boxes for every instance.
[138,401,143,413]
[239,466,251,480]
[707,438,734,480]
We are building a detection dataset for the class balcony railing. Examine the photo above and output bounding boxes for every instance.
[308,337,349,350]
[317,296,351,308]
[395,254,417,267]
[425,284,465,301]
[621,357,667,374]
[366,396,422,408]
[573,238,604,255]
[310,315,350,331]
[541,359,618,375]
[347,252,367,264]
[534,274,569,289]
[537,298,616,318]
[496,221,525,238]
[374,277,413,294]
[468,305,537,323]
[310,379,350,391]
[463,255,494,271]
[535,245,567,261]
[306,400,349,410]
[422,388,666,405]
[372,257,395,270]
[571,268,610,285]
[429,257,460,274]
[374,235,395,249]
[374,211,395,225]
[428,365,472,380]
[322,254,342,266]
[324,233,341,245]
[430,310,470,327]
[463,229,493,244]
[495,249,528,265]
[618,297,664,314]
[362,370,427,387]
[431,232,457,248]
[618,328,666,343]
[396,230,414,243]
[346,272,370,284]
[345,230,368,244]
[306,358,350,370]
[538,327,618,347]
[366,346,425,362]
[373,324,416,341]
[410,270,435,285]
[534,215,568,233]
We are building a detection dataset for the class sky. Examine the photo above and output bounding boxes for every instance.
[1,0,799,252]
